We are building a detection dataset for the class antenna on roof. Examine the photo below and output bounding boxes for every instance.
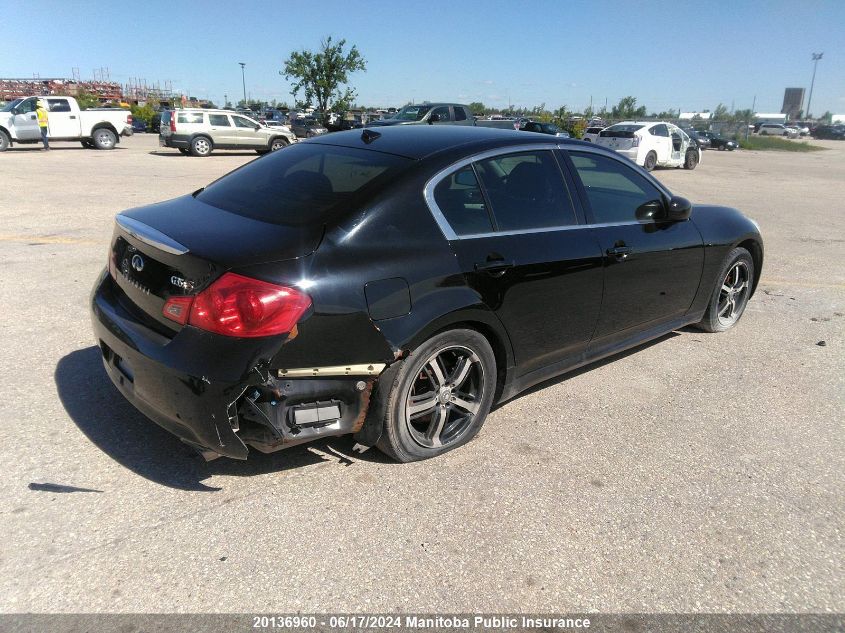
[361,129,381,144]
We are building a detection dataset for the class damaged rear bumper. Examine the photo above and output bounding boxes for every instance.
[90,271,384,460]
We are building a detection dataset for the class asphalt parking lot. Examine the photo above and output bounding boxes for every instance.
[1,134,842,614]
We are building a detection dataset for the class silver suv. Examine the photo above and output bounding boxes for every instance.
[159,109,297,156]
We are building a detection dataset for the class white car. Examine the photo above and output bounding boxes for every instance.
[581,126,605,142]
[758,123,799,138]
[594,121,701,171]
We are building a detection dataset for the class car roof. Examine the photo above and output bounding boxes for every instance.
[303,125,601,161]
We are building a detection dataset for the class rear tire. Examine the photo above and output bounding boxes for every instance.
[0,130,9,152]
[376,329,496,463]
[643,151,657,171]
[695,247,754,333]
[92,128,117,150]
[189,136,212,157]
[684,150,699,170]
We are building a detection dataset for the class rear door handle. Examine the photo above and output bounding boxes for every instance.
[606,246,632,260]
[69,115,76,119]
[475,260,514,277]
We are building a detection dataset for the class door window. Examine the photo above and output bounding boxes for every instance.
[177,112,204,124]
[209,114,231,126]
[17,98,37,114]
[454,107,468,121]
[474,151,576,231]
[433,165,494,236]
[650,124,669,137]
[233,115,256,128]
[569,152,665,224]
[430,106,450,122]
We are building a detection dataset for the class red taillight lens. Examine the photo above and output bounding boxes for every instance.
[170,115,177,133]
[127,114,133,124]
[162,296,193,325]
[165,273,311,337]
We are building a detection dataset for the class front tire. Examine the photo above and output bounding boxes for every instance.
[643,151,657,171]
[684,150,699,170]
[0,130,9,152]
[92,128,117,150]
[377,329,496,462]
[695,247,754,333]
[270,137,289,151]
[189,136,212,157]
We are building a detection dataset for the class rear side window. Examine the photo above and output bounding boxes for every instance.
[47,99,71,112]
[197,144,410,226]
[177,112,204,124]
[454,107,468,122]
[650,124,669,137]
[474,151,576,231]
[209,114,231,126]
[433,166,493,236]
[569,152,664,224]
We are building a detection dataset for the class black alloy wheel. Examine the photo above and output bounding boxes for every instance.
[377,329,496,462]
[696,247,754,333]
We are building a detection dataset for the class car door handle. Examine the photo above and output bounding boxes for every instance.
[475,260,514,277]
[606,246,632,260]
[30,115,36,120]
[69,115,76,119]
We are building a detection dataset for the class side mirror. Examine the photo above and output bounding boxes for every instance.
[255,124,261,130]
[667,196,692,221]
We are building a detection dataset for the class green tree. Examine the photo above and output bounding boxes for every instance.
[130,103,156,125]
[819,111,833,123]
[712,103,729,120]
[75,91,100,110]
[468,102,486,115]
[281,36,366,125]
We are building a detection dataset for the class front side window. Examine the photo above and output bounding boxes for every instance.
[17,98,37,114]
[474,151,576,231]
[650,124,669,137]
[433,165,493,236]
[209,114,231,126]
[233,115,256,128]
[569,152,665,224]
[430,106,450,122]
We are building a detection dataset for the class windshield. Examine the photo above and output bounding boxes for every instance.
[197,143,411,226]
[1,99,23,112]
[392,105,431,121]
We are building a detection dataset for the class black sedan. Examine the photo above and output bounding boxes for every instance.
[696,130,739,151]
[91,127,763,462]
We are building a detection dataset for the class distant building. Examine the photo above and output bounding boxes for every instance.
[781,88,805,120]
[679,112,712,120]
[754,112,787,124]
[832,114,845,125]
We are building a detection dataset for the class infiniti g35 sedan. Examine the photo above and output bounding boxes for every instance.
[91,126,763,462]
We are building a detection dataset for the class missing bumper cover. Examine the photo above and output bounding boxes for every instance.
[278,363,386,378]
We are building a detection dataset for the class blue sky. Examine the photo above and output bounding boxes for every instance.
[2,0,843,115]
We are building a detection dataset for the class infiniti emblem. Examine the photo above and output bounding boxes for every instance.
[131,254,145,272]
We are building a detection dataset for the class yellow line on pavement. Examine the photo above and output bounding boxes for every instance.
[0,233,99,245]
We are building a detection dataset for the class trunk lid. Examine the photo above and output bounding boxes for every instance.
[111,195,322,333]
[596,125,643,151]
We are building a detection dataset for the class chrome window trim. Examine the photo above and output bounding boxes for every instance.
[423,142,672,241]
[115,215,190,255]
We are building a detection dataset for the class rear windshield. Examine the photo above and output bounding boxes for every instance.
[197,143,411,226]
[600,124,644,137]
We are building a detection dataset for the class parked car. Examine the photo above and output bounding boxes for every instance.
[0,95,133,151]
[595,121,701,171]
[262,120,291,131]
[519,121,570,137]
[789,123,810,136]
[159,109,296,156]
[581,126,605,142]
[812,125,845,140]
[326,119,363,132]
[290,118,328,138]
[686,130,711,150]
[368,103,475,126]
[695,131,738,151]
[757,123,798,138]
[149,113,161,134]
[132,119,148,133]
[90,126,762,462]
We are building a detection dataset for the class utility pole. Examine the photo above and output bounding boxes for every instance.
[239,62,246,106]
[806,52,823,119]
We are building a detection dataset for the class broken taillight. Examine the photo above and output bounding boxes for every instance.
[632,136,640,147]
[162,273,311,337]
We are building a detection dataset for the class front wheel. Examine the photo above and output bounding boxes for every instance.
[643,151,657,171]
[695,247,755,333]
[377,329,497,462]
[92,128,117,150]
[0,130,9,152]
[684,150,699,170]
[270,137,289,151]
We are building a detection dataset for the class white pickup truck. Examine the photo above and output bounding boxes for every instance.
[0,95,133,151]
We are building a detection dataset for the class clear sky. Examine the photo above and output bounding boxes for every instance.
[2,0,843,116]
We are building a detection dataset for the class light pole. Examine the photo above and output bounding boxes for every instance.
[806,52,823,119]
[239,62,246,107]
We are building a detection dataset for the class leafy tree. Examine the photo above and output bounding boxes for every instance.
[281,36,366,125]
[130,103,156,125]
[468,102,486,115]
[819,111,833,123]
[732,108,754,123]
[76,91,100,110]
[712,103,729,120]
